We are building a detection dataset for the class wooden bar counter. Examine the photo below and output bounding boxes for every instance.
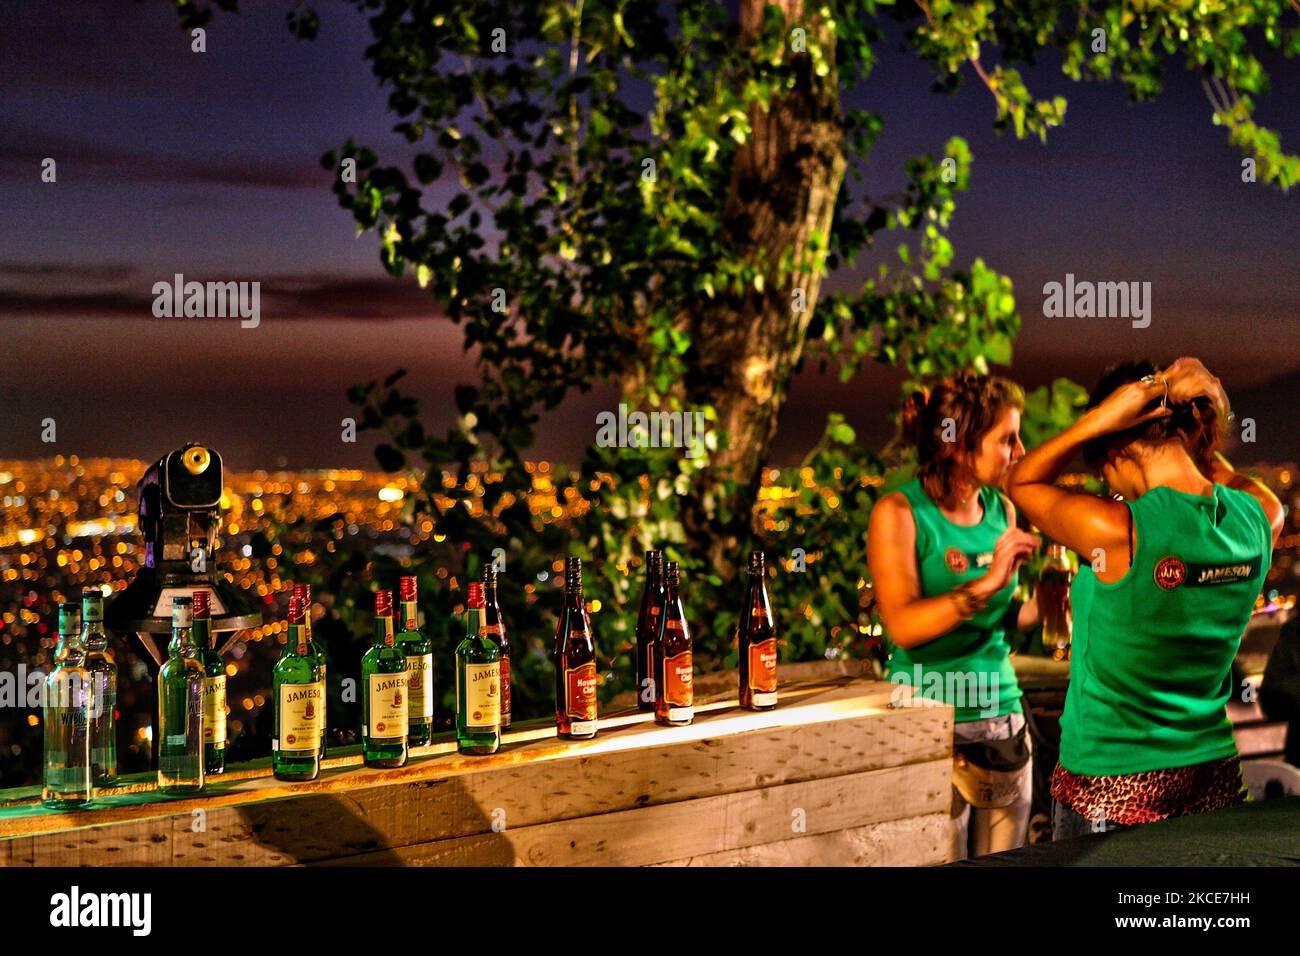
[0,668,953,867]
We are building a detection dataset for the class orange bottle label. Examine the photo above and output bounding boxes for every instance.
[748,638,777,694]
[663,650,693,707]
[565,662,598,721]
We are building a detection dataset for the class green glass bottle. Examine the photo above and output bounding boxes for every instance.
[192,590,227,775]
[397,575,434,747]
[273,595,322,781]
[42,602,93,809]
[362,590,408,767]
[158,596,205,794]
[294,582,329,759]
[81,588,117,787]
[455,582,500,755]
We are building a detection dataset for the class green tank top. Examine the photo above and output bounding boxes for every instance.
[885,479,1023,722]
[1060,484,1272,776]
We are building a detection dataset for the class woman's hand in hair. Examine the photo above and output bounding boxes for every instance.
[1078,376,1171,439]
[1163,357,1230,421]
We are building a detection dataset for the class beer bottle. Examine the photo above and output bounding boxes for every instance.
[655,561,694,726]
[634,549,664,712]
[554,557,598,738]
[737,551,778,710]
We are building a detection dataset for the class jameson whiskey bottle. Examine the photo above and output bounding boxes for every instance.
[634,549,664,713]
[273,595,322,781]
[456,582,501,754]
[482,566,511,729]
[362,590,408,767]
[737,551,778,710]
[43,602,93,809]
[655,562,694,726]
[554,557,598,739]
[398,575,434,747]
[81,588,117,787]
[294,582,329,758]
[192,590,227,775]
[158,596,205,794]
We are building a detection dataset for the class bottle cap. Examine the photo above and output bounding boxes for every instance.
[375,589,393,617]
[293,582,311,604]
[467,582,485,609]
[192,589,211,620]
[288,595,305,624]
[748,550,765,573]
[399,575,418,601]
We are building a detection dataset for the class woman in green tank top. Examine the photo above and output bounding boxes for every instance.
[1008,358,1283,840]
[868,373,1042,859]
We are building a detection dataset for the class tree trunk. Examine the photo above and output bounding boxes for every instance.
[685,0,846,566]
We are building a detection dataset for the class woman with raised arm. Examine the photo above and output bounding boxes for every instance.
[867,373,1041,859]
[1007,358,1283,840]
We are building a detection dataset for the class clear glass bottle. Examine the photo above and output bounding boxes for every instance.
[362,590,408,767]
[456,582,500,754]
[42,601,93,809]
[1039,543,1074,661]
[157,596,205,794]
[81,588,118,786]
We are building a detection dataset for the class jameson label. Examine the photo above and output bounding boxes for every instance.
[203,675,227,745]
[663,649,694,718]
[463,661,500,732]
[565,661,598,722]
[1185,556,1263,587]
[748,637,778,703]
[278,681,323,753]
[367,672,407,739]
[406,653,434,721]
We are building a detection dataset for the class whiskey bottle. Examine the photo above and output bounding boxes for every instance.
[192,590,227,775]
[273,595,323,781]
[482,566,511,729]
[554,557,598,739]
[737,551,778,710]
[398,575,435,747]
[455,582,500,754]
[81,588,117,787]
[655,561,694,726]
[158,596,205,794]
[634,549,664,712]
[294,582,329,758]
[362,589,408,767]
[42,602,93,809]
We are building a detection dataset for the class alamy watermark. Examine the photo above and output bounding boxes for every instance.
[595,404,706,458]
[0,665,106,716]
[889,665,1000,719]
[1042,273,1151,329]
[152,273,261,328]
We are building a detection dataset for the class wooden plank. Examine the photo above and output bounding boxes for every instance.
[651,812,953,867]
[0,679,945,841]
[316,758,951,867]
[5,703,951,865]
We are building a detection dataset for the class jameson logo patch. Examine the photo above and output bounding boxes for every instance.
[944,547,969,574]
[1154,555,1262,590]
[1185,556,1263,588]
[1153,556,1186,590]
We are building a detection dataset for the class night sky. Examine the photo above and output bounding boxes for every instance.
[1,0,1297,469]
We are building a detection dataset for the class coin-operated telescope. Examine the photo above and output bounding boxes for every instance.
[106,443,261,665]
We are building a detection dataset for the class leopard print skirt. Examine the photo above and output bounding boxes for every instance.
[1050,756,1248,826]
